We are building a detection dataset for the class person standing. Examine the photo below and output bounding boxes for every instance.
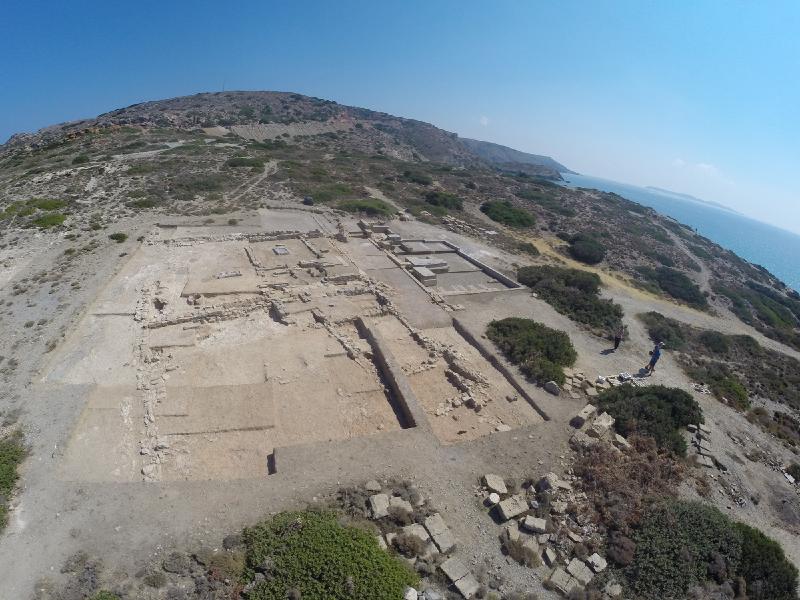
[644,341,664,374]
[613,324,625,350]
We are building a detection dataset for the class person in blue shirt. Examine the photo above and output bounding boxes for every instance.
[644,341,664,374]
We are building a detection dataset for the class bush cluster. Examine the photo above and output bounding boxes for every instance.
[242,511,417,599]
[0,430,26,529]
[517,265,624,332]
[596,385,702,456]
[628,499,797,600]
[337,198,393,217]
[515,188,576,216]
[423,190,462,211]
[486,317,576,385]
[637,266,708,309]
[567,233,606,265]
[480,200,536,227]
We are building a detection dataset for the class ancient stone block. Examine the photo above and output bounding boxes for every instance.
[482,473,507,494]
[369,493,389,519]
[497,494,528,521]
[567,557,594,585]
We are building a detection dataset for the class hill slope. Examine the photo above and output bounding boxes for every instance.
[460,137,573,176]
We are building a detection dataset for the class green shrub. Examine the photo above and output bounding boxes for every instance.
[225,156,265,168]
[128,198,159,209]
[516,242,540,256]
[89,592,120,600]
[171,173,228,200]
[639,312,687,350]
[0,430,26,529]
[108,233,128,243]
[304,183,353,203]
[486,317,576,385]
[515,189,575,216]
[637,266,708,309]
[568,233,606,265]
[29,197,66,211]
[625,500,798,600]
[32,213,66,229]
[698,330,730,353]
[628,500,742,598]
[242,511,417,599]
[736,522,798,600]
[127,163,155,175]
[337,198,393,217]
[597,385,702,455]
[403,170,432,185]
[424,190,463,210]
[518,266,623,332]
[480,201,535,227]
[72,154,90,164]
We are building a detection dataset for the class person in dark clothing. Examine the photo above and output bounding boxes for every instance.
[613,324,625,350]
[644,341,664,374]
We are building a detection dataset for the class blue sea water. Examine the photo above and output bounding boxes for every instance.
[560,173,800,293]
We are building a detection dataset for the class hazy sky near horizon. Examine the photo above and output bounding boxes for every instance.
[2,1,799,233]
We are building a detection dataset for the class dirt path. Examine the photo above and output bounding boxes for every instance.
[228,159,278,204]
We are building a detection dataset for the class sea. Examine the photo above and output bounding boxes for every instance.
[560,173,800,293]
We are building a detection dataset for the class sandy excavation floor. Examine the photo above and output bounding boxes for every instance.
[1,206,799,599]
[43,217,545,486]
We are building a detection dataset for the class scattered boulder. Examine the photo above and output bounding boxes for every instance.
[522,516,547,534]
[587,552,607,573]
[570,404,597,428]
[545,567,580,596]
[567,557,594,586]
[496,494,528,521]
[369,493,390,519]
[544,381,561,396]
[365,479,382,492]
[482,473,507,495]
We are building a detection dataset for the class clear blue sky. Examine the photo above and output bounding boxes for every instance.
[2,1,799,233]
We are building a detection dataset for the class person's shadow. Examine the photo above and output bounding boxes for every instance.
[600,349,615,355]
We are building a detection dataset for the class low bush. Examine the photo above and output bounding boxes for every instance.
[337,198,393,217]
[89,593,119,600]
[638,311,687,350]
[303,183,353,203]
[171,173,228,200]
[596,385,702,455]
[32,212,66,229]
[574,436,683,535]
[626,500,798,600]
[242,511,417,599]
[423,190,463,210]
[517,265,624,332]
[225,156,265,168]
[480,200,535,227]
[0,430,26,529]
[403,170,432,185]
[486,317,576,385]
[515,189,576,216]
[637,266,708,309]
[72,154,90,165]
[567,233,606,265]
[108,233,128,244]
[516,242,540,256]
[628,500,742,598]
[736,522,799,600]
[29,197,66,211]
